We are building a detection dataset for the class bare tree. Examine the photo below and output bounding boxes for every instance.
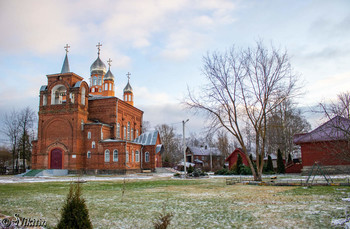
[320,91,350,120]
[18,107,36,170]
[185,41,299,181]
[216,130,230,158]
[155,124,182,167]
[266,99,311,161]
[142,121,151,133]
[2,109,20,172]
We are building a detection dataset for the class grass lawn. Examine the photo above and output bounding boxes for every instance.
[0,177,349,228]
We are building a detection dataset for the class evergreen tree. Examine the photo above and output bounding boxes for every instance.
[277,149,285,174]
[288,153,292,163]
[57,183,92,229]
[266,155,274,172]
[236,154,242,174]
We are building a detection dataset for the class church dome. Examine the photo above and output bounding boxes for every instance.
[124,81,133,93]
[104,69,114,81]
[90,56,106,75]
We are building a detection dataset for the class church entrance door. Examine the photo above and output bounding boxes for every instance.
[50,148,63,169]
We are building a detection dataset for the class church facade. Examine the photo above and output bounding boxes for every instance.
[31,44,163,174]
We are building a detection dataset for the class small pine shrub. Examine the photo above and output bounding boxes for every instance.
[240,165,252,175]
[56,182,92,229]
[277,149,285,174]
[265,155,274,173]
[187,165,194,174]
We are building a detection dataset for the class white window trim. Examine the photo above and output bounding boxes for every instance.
[135,151,140,162]
[145,152,150,162]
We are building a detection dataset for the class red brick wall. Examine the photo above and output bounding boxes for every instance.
[301,141,350,166]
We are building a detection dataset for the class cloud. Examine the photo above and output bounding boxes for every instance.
[0,0,237,59]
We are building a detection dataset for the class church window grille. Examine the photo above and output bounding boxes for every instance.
[81,87,86,105]
[88,131,91,139]
[105,149,110,162]
[127,122,130,140]
[145,152,150,162]
[113,150,118,162]
[43,95,47,106]
[126,151,129,163]
[92,141,96,149]
[87,151,91,159]
[117,123,120,138]
[69,93,74,103]
[135,151,140,162]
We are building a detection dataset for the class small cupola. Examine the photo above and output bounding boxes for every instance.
[104,58,114,81]
[101,58,115,97]
[123,72,134,106]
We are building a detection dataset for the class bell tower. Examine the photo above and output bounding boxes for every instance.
[123,72,134,106]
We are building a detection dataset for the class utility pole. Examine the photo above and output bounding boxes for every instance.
[183,119,189,176]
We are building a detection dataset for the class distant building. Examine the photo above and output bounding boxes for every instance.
[186,146,224,171]
[225,148,279,170]
[31,44,163,174]
[294,116,350,174]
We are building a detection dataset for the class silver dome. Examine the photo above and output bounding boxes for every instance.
[104,69,114,81]
[123,81,133,93]
[90,56,106,75]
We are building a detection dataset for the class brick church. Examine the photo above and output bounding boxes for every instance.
[31,44,163,173]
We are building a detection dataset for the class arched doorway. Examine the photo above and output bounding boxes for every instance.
[50,148,63,169]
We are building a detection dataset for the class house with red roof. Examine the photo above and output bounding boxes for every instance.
[294,116,350,174]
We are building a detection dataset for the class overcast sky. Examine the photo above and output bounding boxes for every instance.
[0,0,350,138]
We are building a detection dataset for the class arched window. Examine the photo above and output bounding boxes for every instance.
[87,151,91,159]
[98,76,102,85]
[93,76,97,85]
[51,84,66,105]
[43,94,47,106]
[81,87,86,105]
[131,129,134,140]
[124,95,127,101]
[135,151,140,162]
[105,83,108,91]
[105,149,110,162]
[113,150,118,162]
[136,129,139,138]
[109,83,112,90]
[132,150,134,162]
[87,131,91,139]
[92,88,95,93]
[92,141,96,149]
[126,151,129,163]
[117,123,120,138]
[145,152,150,162]
[127,122,130,140]
[123,126,126,139]
[81,120,84,131]
[129,95,131,101]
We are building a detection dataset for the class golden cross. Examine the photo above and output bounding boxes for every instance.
[96,42,102,56]
[107,58,112,68]
[64,44,70,53]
